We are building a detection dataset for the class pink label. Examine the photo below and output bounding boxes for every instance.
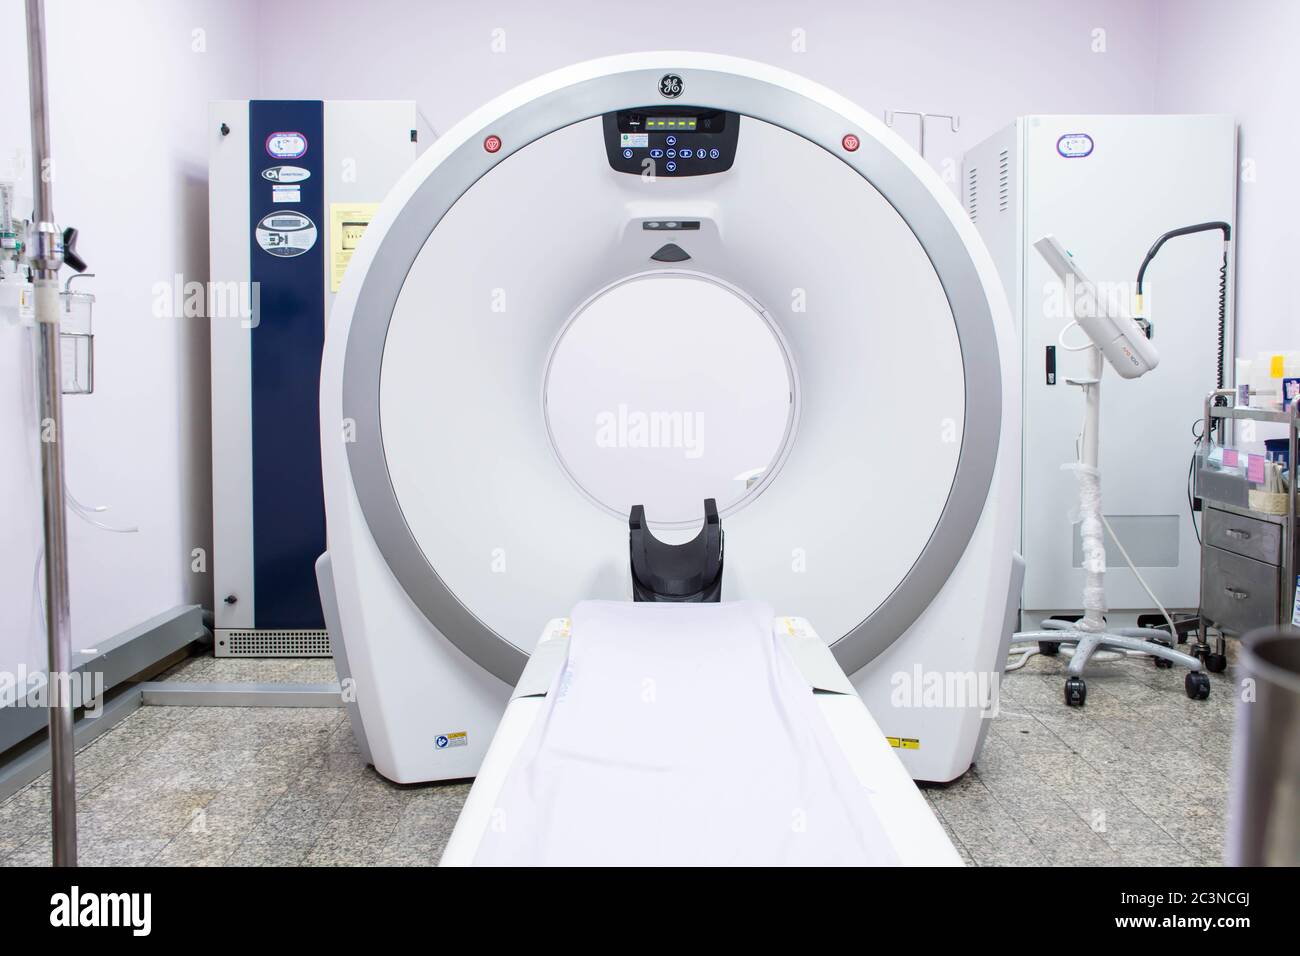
[1223,448,1239,467]
[1247,453,1266,483]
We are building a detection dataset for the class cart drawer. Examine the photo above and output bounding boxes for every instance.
[1201,545,1280,634]
[1203,507,1282,565]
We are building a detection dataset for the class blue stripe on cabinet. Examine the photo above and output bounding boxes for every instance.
[248,100,326,629]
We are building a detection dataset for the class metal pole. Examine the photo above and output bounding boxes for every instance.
[25,0,76,867]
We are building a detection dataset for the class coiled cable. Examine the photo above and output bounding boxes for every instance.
[1215,249,1228,389]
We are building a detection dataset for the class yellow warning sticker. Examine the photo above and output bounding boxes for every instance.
[886,736,921,750]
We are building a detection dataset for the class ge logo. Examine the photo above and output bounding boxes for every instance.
[436,735,449,749]
[659,74,684,98]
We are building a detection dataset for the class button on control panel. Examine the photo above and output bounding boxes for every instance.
[603,108,739,177]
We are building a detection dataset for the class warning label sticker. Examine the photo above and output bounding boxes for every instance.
[435,731,468,750]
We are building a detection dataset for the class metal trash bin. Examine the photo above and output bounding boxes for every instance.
[1228,627,1300,865]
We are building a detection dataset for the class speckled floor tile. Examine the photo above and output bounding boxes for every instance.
[4,835,55,866]
[0,644,1238,867]
[225,832,314,867]
[152,828,244,867]
[303,815,400,866]
[965,834,1048,866]
[78,837,172,867]
[1114,839,1207,866]
[1074,801,1178,849]
[0,802,47,853]
[1030,828,1123,866]
[157,654,338,685]
[114,790,221,838]
[380,840,442,867]
[403,780,473,818]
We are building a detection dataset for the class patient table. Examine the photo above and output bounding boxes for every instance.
[441,602,963,866]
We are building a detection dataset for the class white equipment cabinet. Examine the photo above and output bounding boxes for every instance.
[209,99,416,656]
[965,115,1237,628]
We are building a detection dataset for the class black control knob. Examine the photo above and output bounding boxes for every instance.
[61,227,87,273]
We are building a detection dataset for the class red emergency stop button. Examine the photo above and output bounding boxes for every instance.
[842,133,860,152]
[483,134,502,153]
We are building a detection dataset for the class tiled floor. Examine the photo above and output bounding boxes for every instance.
[936,647,1234,866]
[0,645,1235,866]
[154,654,340,685]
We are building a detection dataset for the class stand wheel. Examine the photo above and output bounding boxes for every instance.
[1204,653,1228,674]
[1064,676,1087,707]
[1039,641,1061,657]
[1150,637,1174,669]
[1185,671,1211,700]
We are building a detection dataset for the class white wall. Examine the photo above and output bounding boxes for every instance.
[0,0,259,676]
[9,0,1277,679]
[254,0,1163,193]
[1153,0,1298,358]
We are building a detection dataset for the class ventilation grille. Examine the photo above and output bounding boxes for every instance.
[998,148,1010,212]
[966,166,978,222]
[217,629,332,658]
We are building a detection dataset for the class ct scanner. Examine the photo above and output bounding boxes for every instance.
[316,53,1023,864]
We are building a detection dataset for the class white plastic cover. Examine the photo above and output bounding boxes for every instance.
[472,599,902,865]
[1063,461,1106,630]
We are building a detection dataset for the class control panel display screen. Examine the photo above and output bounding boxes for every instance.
[603,108,739,178]
[643,116,697,131]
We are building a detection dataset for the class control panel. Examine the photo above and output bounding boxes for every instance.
[602,108,739,177]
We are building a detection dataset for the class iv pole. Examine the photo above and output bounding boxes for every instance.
[1010,239,1209,707]
[25,0,78,866]
[883,109,960,159]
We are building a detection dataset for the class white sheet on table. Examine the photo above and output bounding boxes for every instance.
[472,600,902,866]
